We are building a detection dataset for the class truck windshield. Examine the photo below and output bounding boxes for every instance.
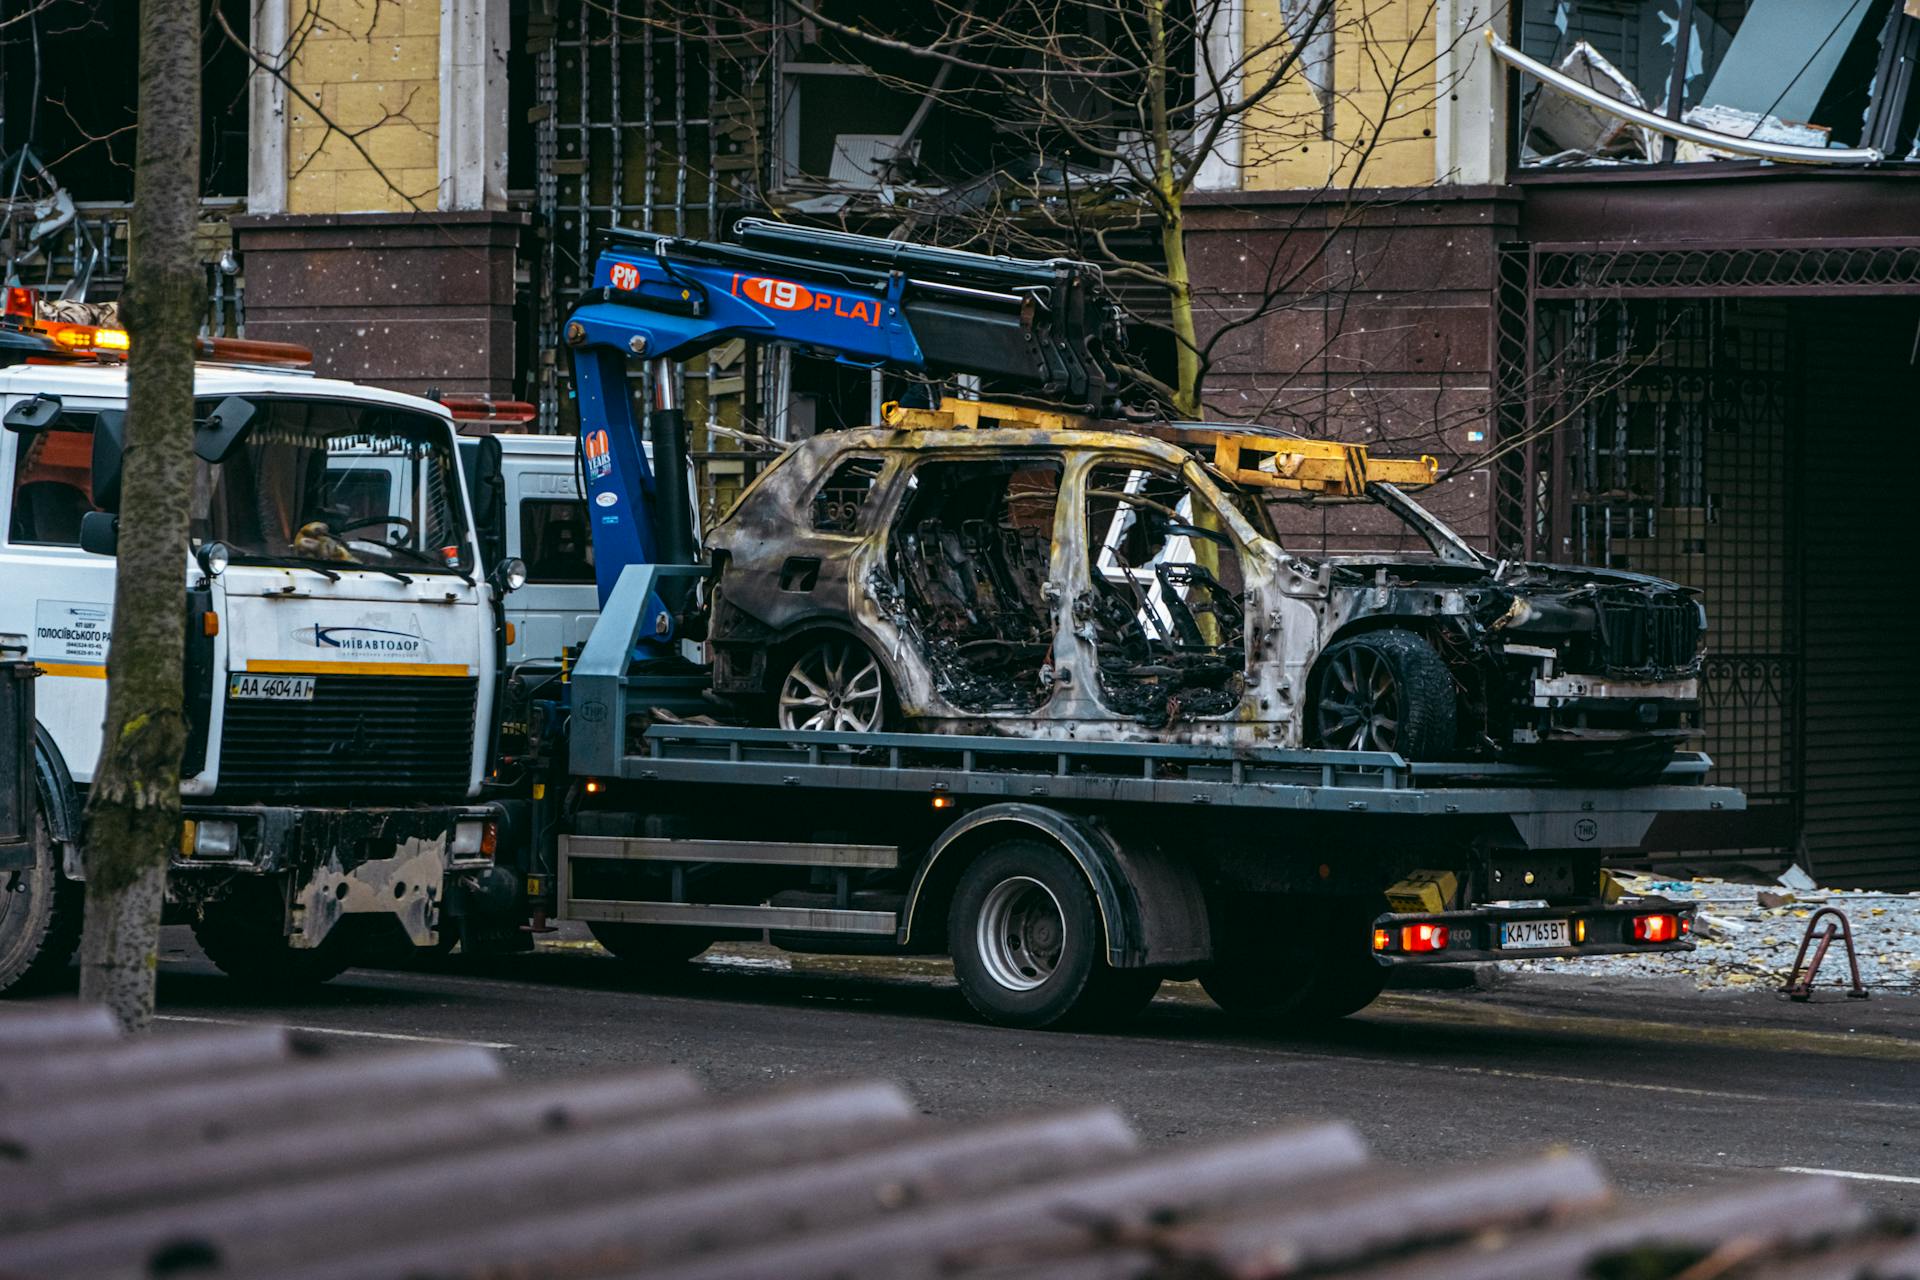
[191,399,471,574]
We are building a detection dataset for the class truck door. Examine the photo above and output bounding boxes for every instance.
[0,403,119,784]
[509,470,598,664]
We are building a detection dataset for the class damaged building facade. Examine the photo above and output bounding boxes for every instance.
[4,0,1917,888]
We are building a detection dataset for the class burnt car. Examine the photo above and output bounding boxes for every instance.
[702,418,1704,782]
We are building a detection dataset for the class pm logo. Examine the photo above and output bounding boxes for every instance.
[609,262,640,291]
[311,625,425,655]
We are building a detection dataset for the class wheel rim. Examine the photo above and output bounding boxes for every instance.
[1316,647,1400,751]
[975,876,1066,992]
[778,639,885,733]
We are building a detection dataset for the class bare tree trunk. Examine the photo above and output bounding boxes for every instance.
[77,0,204,1031]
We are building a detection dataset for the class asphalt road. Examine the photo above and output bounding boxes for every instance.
[150,926,1920,1215]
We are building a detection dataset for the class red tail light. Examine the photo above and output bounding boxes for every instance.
[1401,923,1449,953]
[1633,913,1682,943]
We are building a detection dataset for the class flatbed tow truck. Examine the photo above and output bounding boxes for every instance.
[476,222,1744,1028]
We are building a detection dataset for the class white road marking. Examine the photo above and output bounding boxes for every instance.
[155,1014,514,1050]
[1777,1166,1920,1186]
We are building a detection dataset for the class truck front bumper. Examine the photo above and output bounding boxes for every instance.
[1370,900,1696,966]
[170,803,498,949]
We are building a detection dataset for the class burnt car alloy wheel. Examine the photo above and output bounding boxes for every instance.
[776,636,888,734]
[1310,629,1456,757]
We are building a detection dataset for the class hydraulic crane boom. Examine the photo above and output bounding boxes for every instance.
[561,220,1128,605]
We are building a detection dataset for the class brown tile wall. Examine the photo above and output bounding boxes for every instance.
[1183,186,1520,552]
[232,212,527,397]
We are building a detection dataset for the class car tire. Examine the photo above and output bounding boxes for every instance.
[193,903,357,992]
[0,811,83,996]
[587,921,714,967]
[1309,629,1456,758]
[949,840,1146,1029]
[774,635,891,734]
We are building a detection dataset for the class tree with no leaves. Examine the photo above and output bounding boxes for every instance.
[76,0,205,1029]
[672,0,1455,422]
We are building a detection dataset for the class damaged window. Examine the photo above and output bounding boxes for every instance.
[887,456,1062,714]
[1514,0,1915,166]
[811,456,885,534]
[1083,464,1247,726]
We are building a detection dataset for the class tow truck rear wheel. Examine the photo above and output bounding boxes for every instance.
[586,922,714,968]
[1201,895,1389,1024]
[192,902,356,991]
[0,812,83,995]
[948,840,1157,1029]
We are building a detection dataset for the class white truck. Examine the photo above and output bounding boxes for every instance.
[0,318,518,992]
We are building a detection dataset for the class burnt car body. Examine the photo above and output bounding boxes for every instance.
[703,424,1704,779]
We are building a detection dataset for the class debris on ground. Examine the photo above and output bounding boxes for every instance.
[1500,869,1920,994]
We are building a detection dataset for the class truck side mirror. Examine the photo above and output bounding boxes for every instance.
[90,410,127,513]
[193,396,256,463]
[2,393,62,431]
[470,434,508,570]
[79,511,119,556]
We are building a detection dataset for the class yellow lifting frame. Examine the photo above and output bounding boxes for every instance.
[881,401,1438,497]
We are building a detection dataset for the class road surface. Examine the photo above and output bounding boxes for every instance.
[151,926,1920,1214]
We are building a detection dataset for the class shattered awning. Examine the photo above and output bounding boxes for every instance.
[1499,0,1919,168]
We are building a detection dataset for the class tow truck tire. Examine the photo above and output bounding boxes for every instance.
[948,840,1151,1029]
[1201,896,1388,1023]
[0,812,83,995]
[192,907,356,992]
[587,921,714,967]
[1309,629,1456,759]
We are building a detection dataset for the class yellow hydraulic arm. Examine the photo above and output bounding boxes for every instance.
[880,400,1438,498]
[1151,425,1438,496]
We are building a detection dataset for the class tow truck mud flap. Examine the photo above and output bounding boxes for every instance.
[291,838,450,950]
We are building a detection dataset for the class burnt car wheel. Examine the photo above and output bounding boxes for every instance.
[776,636,889,734]
[1310,629,1455,758]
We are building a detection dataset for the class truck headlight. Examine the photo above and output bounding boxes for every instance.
[452,819,497,858]
[192,819,240,858]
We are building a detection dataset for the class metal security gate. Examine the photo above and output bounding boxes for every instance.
[1494,240,1920,884]
[525,0,772,515]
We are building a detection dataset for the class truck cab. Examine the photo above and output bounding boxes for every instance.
[458,431,598,667]
[0,346,509,989]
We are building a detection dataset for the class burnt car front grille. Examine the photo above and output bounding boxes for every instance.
[1593,599,1701,677]
[217,675,477,799]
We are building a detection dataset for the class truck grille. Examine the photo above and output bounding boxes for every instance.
[217,675,477,799]
[1594,599,1701,676]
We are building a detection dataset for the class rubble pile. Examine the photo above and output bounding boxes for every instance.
[1500,868,1920,994]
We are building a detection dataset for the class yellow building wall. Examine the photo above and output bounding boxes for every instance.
[284,0,440,214]
[1242,0,1438,191]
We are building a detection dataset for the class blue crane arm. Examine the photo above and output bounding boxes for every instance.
[560,221,1127,616]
